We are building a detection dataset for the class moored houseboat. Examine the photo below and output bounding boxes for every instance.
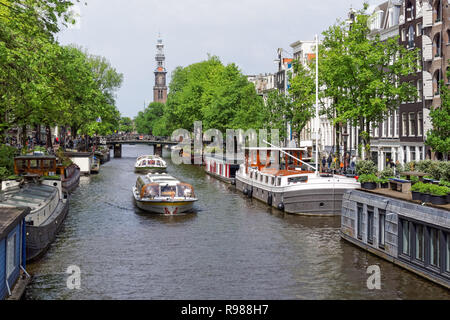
[0,207,31,300]
[341,189,450,289]
[235,146,360,215]
[204,154,243,184]
[134,155,167,173]
[1,156,70,262]
[13,155,80,194]
[133,173,197,215]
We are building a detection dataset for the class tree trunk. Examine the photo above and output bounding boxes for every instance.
[46,125,53,150]
[21,125,27,148]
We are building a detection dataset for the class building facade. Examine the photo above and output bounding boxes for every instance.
[247,73,275,102]
[344,0,449,170]
[153,37,168,104]
[290,40,334,154]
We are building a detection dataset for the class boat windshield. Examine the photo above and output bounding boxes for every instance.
[142,184,160,198]
[161,185,177,197]
[177,183,195,198]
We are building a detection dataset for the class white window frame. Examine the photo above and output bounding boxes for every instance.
[6,233,17,279]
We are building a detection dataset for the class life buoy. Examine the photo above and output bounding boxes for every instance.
[277,202,285,211]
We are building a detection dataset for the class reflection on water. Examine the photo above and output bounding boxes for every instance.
[25,145,450,300]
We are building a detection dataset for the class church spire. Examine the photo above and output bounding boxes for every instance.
[153,35,167,103]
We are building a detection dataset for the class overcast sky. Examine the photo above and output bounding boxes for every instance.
[57,0,381,118]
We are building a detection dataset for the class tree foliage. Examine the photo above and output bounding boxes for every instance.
[0,0,123,143]
[319,4,419,159]
[426,70,450,155]
[151,56,265,135]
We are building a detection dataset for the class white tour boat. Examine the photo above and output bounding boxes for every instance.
[134,155,167,173]
[132,173,197,215]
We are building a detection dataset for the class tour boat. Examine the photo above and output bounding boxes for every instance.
[0,174,69,262]
[134,155,167,173]
[13,155,80,194]
[132,173,197,215]
[235,35,360,215]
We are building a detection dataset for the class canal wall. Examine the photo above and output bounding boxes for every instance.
[341,189,450,289]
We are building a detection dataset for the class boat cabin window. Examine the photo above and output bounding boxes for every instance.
[277,177,282,186]
[17,160,27,170]
[177,184,195,198]
[271,177,275,185]
[42,160,53,169]
[288,176,308,184]
[30,160,38,169]
[143,184,159,198]
[161,185,177,197]
[265,176,268,184]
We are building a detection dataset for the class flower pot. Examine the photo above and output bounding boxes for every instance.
[361,182,377,190]
[380,182,389,189]
[431,195,448,205]
[447,193,450,204]
[422,193,431,203]
[411,191,422,201]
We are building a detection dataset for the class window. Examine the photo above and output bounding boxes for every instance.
[408,25,415,48]
[401,219,411,256]
[357,204,363,240]
[430,228,440,268]
[416,23,422,36]
[383,119,388,137]
[401,28,406,41]
[446,233,450,273]
[418,112,423,136]
[379,210,386,248]
[395,111,399,137]
[6,233,17,279]
[435,0,442,23]
[402,113,407,136]
[367,207,374,244]
[419,146,423,161]
[410,147,416,162]
[403,146,407,163]
[417,80,423,102]
[415,224,425,261]
[409,112,416,136]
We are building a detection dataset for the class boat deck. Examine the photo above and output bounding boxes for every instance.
[360,188,450,211]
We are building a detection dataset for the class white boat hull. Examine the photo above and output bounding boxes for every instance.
[235,173,360,216]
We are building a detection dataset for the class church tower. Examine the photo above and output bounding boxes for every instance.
[153,36,167,104]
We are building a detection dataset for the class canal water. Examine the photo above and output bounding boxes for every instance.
[25,145,450,299]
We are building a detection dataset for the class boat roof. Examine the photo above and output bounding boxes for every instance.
[138,173,180,185]
[0,184,56,212]
[0,207,30,239]
[15,155,57,160]
[246,147,307,151]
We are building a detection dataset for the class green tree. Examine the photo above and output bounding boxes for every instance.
[426,73,450,157]
[163,56,265,134]
[319,4,418,160]
[119,117,134,133]
[135,102,167,135]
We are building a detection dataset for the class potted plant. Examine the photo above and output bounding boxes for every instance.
[411,182,424,201]
[429,185,449,205]
[439,180,450,203]
[358,174,378,190]
[420,183,432,203]
[378,167,394,189]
